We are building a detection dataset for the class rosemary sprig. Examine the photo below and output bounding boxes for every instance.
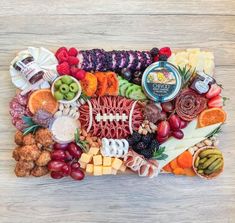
[206,124,223,138]
[178,65,195,87]
[74,128,89,153]
[152,146,168,161]
[22,115,40,135]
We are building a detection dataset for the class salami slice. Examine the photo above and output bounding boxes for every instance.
[175,89,207,121]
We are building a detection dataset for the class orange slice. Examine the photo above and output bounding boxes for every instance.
[198,108,227,127]
[28,89,59,114]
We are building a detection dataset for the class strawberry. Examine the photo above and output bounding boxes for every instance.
[68,47,78,57]
[68,56,79,66]
[208,95,223,108]
[70,66,79,76]
[56,62,70,75]
[73,70,86,80]
[55,47,68,58]
[56,50,69,63]
[159,47,172,58]
[206,84,222,99]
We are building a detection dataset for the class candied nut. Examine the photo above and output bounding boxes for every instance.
[18,145,41,161]
[35,128,54,147]
[92,137,98,142]
[12,146,21,161]
[188,147,195,155]
[14,130,24,146]
[36,150,51,166]
[192,146,199,152]
[14,160,35,177]
[23,133,36,145]
[196,142,205,148]
[31,166,49,177]
[80,136,85,141]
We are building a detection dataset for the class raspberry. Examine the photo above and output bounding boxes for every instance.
[68,47,78,57]
[159,47,172,58]
[73,69,86,80]
[68,56,79,66]
[153,55,159,62]
[55,47,68,58]
[56,62,70,75]
[70,66,79,76]
[56,50,69,63]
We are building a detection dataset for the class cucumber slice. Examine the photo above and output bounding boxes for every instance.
[119,79,129,88]
[126,85,140,98]
[129,88,147,100]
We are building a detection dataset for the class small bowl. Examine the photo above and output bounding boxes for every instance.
[51,76,81,104]
[192,146,224,180]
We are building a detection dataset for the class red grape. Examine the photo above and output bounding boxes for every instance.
[50,171,64,179]
[157,120,170,138]
[157,135,169,143]
[71,162,81,170]
[53,143,69,150]
[161,101,174,113]
[169,114,181,130]
[64,150,73,162]
[70,169,85,181]
[172,130,184,139]
[61,163,71,176]
[51,150,66,161]
[159,111,167,121]
[179,119,188,129]
[48,160,65,172]
[67,142,83,159]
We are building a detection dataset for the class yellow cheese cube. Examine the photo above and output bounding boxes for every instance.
[111,168,117,175]
[93,166,102,176]
[88,147,99,155]
[79,161,87,169]
[120,164,126,172]
[93,155,102,166]
[112,158,123,170]
[79,153,92,164]
[103,156,112,166]
[86,164,94,174]
[102,166,112,175]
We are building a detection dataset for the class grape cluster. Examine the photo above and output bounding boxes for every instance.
[48,142,85,181]
[120,68,143,85]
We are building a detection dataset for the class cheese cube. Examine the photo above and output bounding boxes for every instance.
[111,168,118,175]
[93,155,102,166]
[112,158,123,170]
[120,164,126,172]
[79,161,87,169]
[88,147,99,155]
[93,166,102,176]
[103,156,112,166]
[102,166,112,175]
[79,153,92,164]
[86,164,94,174]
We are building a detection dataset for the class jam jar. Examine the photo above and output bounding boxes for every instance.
[13,53,44,86]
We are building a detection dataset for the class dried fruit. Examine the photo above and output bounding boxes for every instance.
[80,72,98,96]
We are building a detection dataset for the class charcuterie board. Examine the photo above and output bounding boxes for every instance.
[9,46,227,180]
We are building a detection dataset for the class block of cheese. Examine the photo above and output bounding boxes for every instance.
[120,164,126,172]
[79,153,92,163]
[93,155,102,166]
[93,166,102,176]
[79,161,87,169]
[86,164,94,174]
[88,147,99,155]
[112,158,123,170]
[103,156,112,166]
[102,166,112,175]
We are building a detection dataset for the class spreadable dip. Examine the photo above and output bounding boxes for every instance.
[142,62,182,102]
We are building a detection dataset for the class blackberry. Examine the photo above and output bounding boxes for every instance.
[150,48,159,57]
[127,136,135,146]
[159,54,168,61]
[149,139,160,152]
[136,141,147,151]
[140,148,154,159]
[131,131,142,143]
[141,134,153,145]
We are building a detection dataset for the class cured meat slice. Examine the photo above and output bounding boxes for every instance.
[175,89,208,121]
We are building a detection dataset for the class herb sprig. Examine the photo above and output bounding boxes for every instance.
[74,128,89,153]
[152,146,168,161]
[22,116,40,135]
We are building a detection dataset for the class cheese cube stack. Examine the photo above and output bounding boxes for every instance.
[79,150,124,176]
